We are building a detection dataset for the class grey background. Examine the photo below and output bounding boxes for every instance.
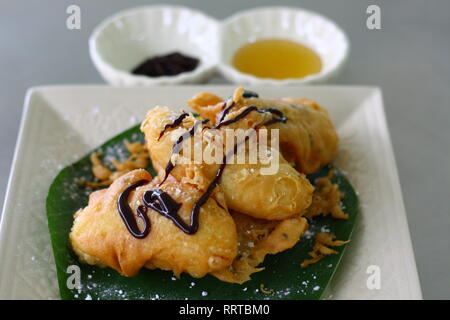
[0,0,449,299]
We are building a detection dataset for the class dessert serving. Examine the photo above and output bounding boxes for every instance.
[47,88,359,300]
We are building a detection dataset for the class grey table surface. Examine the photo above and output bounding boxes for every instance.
[0,0,449,299]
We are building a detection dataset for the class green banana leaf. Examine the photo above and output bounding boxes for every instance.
[46,125,359,300]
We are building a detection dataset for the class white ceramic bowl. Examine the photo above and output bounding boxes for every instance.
[219,6,349,85]
[89,5,219,86]
[90,6,349,86]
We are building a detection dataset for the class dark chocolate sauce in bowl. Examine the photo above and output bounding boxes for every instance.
[132,52,199,78]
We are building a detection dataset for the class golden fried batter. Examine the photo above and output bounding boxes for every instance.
[70,88,345,285]
[300,232,349,268]
[77,140,150,188]
[189,88,339,174]
[140,106,313,220]
[212,212,308,284]
[304,170,349,220]
[187,92,224,123]
[70,169,237,278]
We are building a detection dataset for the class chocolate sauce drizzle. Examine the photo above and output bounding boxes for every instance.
[217,102,235,123]
[117,180,151,239]
[257,108,287,127]
[159,118,209,185]
[141,189,190,232]
[242,90,259,98]
[117,135,245,238]
[214,106,287,129]
[118,94,287,239]
[217,90,258,123]
[158,112,189,140]
[181,126,257,234]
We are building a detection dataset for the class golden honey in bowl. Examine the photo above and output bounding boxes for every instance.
[232,39,322,79]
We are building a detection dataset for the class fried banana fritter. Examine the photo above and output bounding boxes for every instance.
[70,169,237,278]
[140,106,313,220]
[189,89,339,174]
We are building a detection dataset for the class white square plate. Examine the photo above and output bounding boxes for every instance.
[0,85,422,299]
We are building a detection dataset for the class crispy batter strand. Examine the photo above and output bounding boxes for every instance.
[300,232,349,268]
[304,170,349,220]
[77,140,150,188]
[212,212,308,283]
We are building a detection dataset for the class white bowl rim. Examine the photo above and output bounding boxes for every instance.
[218,5,350,85]
[89,4,220,85]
